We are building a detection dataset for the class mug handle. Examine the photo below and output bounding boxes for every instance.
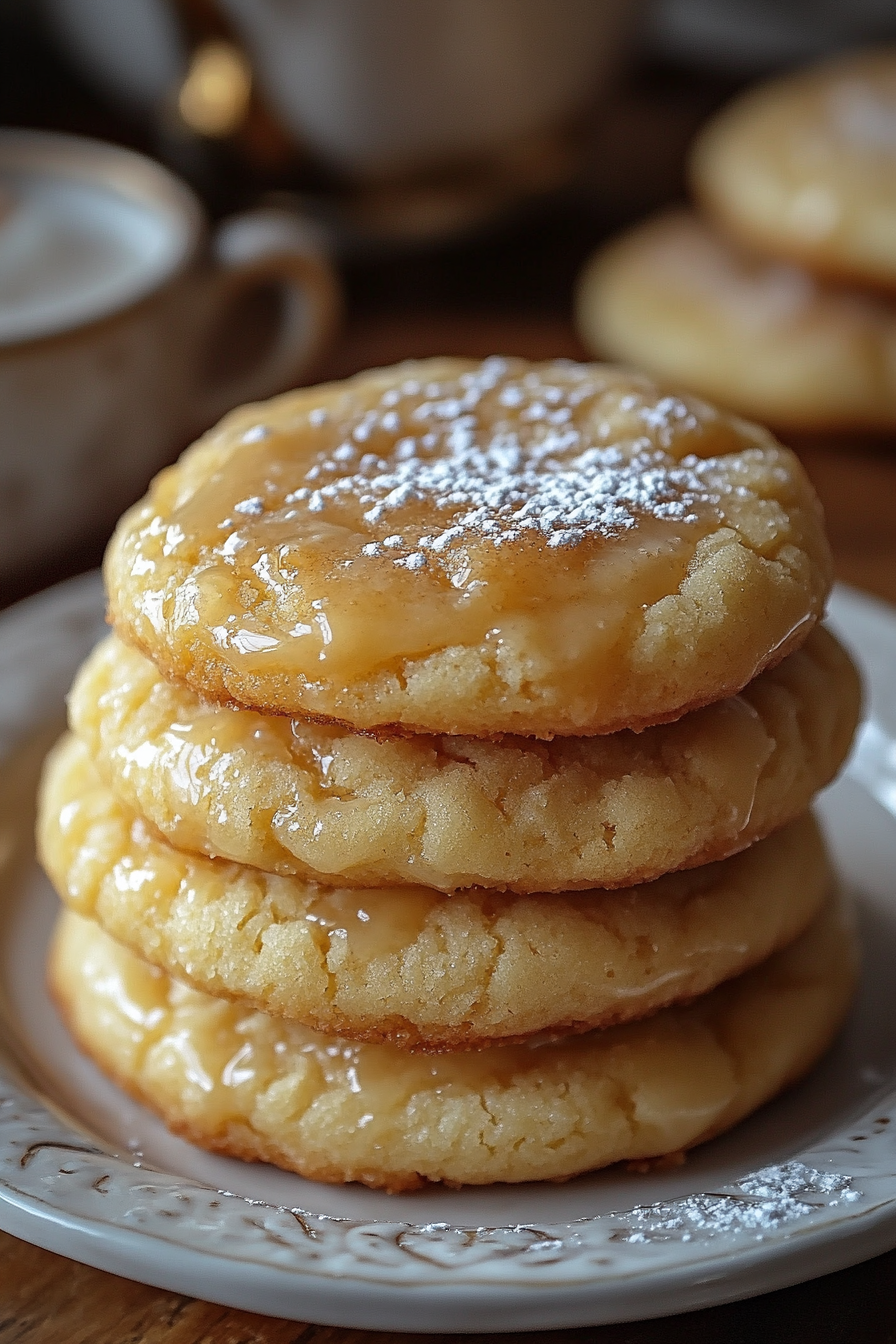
[190,208,341,430]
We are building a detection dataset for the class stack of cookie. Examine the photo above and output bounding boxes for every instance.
[577,49,896,434]
[39,357,861,1191]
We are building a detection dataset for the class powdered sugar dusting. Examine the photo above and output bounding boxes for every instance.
[229,358,723,571]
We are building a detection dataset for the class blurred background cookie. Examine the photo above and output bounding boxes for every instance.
[576,209,896,431]
[691,49,896,290]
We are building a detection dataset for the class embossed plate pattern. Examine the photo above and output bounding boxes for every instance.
[1,574,896,1332]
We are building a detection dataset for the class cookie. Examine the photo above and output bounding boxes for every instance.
[40,734,834,1050]
[69,627,860,892]
[104,357,831,737]
[691,50,896,291]
[49,903,857,1190]
[576,210,896,432]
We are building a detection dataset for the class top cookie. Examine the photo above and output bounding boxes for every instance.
[692,50,896,291]
[105,358,831,737]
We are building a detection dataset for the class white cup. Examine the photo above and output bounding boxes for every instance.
[0,129,340,579]
[47,0,634,179]
[219,0,633,177]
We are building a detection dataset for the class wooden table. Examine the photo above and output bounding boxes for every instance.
[1,309,894,1342]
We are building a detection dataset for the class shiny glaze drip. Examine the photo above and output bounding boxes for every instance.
[128,359,754,687]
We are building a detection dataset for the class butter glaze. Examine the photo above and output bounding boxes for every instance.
[39,734,836,1050]
[69,627,861,891]
[49,901,858,1189]
[105,358,832,735]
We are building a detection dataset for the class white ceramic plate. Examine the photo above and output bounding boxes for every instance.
[1,573,896,1333]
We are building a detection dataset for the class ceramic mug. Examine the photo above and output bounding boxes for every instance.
[46,0,634,178]
[0,129,340,579]
[218,0,633,177]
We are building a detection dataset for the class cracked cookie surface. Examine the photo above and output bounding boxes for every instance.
[104,357,831,737]
[48,902,857,1190]
[70,627,860,892]
[40,734,833,1049]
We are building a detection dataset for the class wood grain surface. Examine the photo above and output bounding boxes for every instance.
[1,313,895,1344]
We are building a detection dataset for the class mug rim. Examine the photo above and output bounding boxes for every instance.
[0,128,204,349]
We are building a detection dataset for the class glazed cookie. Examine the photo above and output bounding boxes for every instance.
[40,734,833,1050]
[69,627,860,892]
[49,904,857,1190]
[104,358,831,737]
[692,50,896,291]
[577,211,896,432]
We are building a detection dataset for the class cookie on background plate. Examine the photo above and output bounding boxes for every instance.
[71,627,860,892]
[105,357,831,738]
[691,49,896,291]
[577,211,896,433]
[49,903,857,1191]
[40,733,834,1050]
